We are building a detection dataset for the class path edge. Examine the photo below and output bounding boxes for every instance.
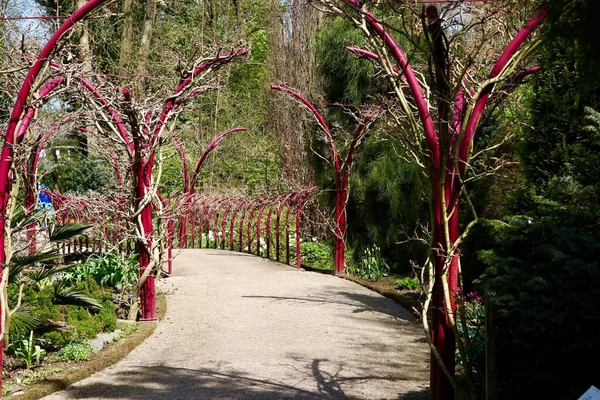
[338,274,423,320]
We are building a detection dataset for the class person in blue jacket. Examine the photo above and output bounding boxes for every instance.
[37,183,55,228]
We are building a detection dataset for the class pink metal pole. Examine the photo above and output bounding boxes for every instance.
[265,193,289,259]
[229,199,247,251]
[275,192,296,262]
[239,198,259,253]
[215,198,236,249]
[295,187,318,269]
[283,193,300,265]
[207,198,228,249]
[198,197,214,248]
[256,195,277,257]
[247,198,267,254]
[220,198,240,250]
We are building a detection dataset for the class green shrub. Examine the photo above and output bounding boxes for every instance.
[29,278,117,347]
[57,340,94,361]
[62,252,138,292]
[394,277,420,290]
[300,240,334,270]
[477,207,600,399]
[349,245,390,281]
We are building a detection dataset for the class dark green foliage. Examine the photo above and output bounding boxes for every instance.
[298,240,334,271]
[49,224,93,243]
[43,157,115,195]
[456,297,485,380]
[468,4,600,397]
[347,138,429,271]
[520,1,600,186]
[476,197,600,399]
[316,17,375,105]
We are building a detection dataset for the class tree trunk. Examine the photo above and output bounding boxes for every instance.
[77,0,93,74]
[136,0,157,95]
[135,158,156,321]
[118,0,134,73]
[77,0,92,156]
[429,171,460,400]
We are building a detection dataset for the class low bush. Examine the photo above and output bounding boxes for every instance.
[57,340,94,361]
[300,240,334,270]
[62,252,138,292]
[456,293,485,379]
[394,277,419,290]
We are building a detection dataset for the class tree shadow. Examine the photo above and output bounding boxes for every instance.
[242,289,415,323]
[45,361,428,399]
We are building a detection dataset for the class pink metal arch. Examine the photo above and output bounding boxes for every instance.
[295,187,318,269]
[255,194,278,257]
[229,198,248,251]
[265,193,290,259]
[206,198,229,248]
[283,192,300,265]
[275,192,297,262]
[189,127,247,193]
[215,198,237,249]
[220,198,242,250]
[247,195,270,254]
[239,198,260,253]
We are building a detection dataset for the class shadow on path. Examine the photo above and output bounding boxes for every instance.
[46,362,428,400]
[242,289,415,323]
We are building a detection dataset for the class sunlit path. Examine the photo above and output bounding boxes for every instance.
[43,249,429,400]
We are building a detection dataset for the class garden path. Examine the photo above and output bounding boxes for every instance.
[43,249,429,399]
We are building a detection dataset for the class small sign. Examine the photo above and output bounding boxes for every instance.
[579,386,600,400]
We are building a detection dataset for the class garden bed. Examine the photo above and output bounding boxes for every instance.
[3,294,167,399]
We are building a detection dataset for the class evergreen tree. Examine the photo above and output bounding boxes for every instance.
[316,17,429,271]
[475,1,600,397]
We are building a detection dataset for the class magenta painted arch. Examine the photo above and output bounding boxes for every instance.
[206,198,229,248]
[253,194,277,256]
[275,192,297,262]
[295,187,318,269]
[265,193,290,259]
[218,198,239,250]
[229,198,248,251]
[283,192,300,265]
[239,198,260,253]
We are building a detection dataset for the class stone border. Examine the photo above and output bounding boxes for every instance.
[9,293,167,400]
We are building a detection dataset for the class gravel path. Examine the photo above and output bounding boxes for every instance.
[43,249,429,399]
